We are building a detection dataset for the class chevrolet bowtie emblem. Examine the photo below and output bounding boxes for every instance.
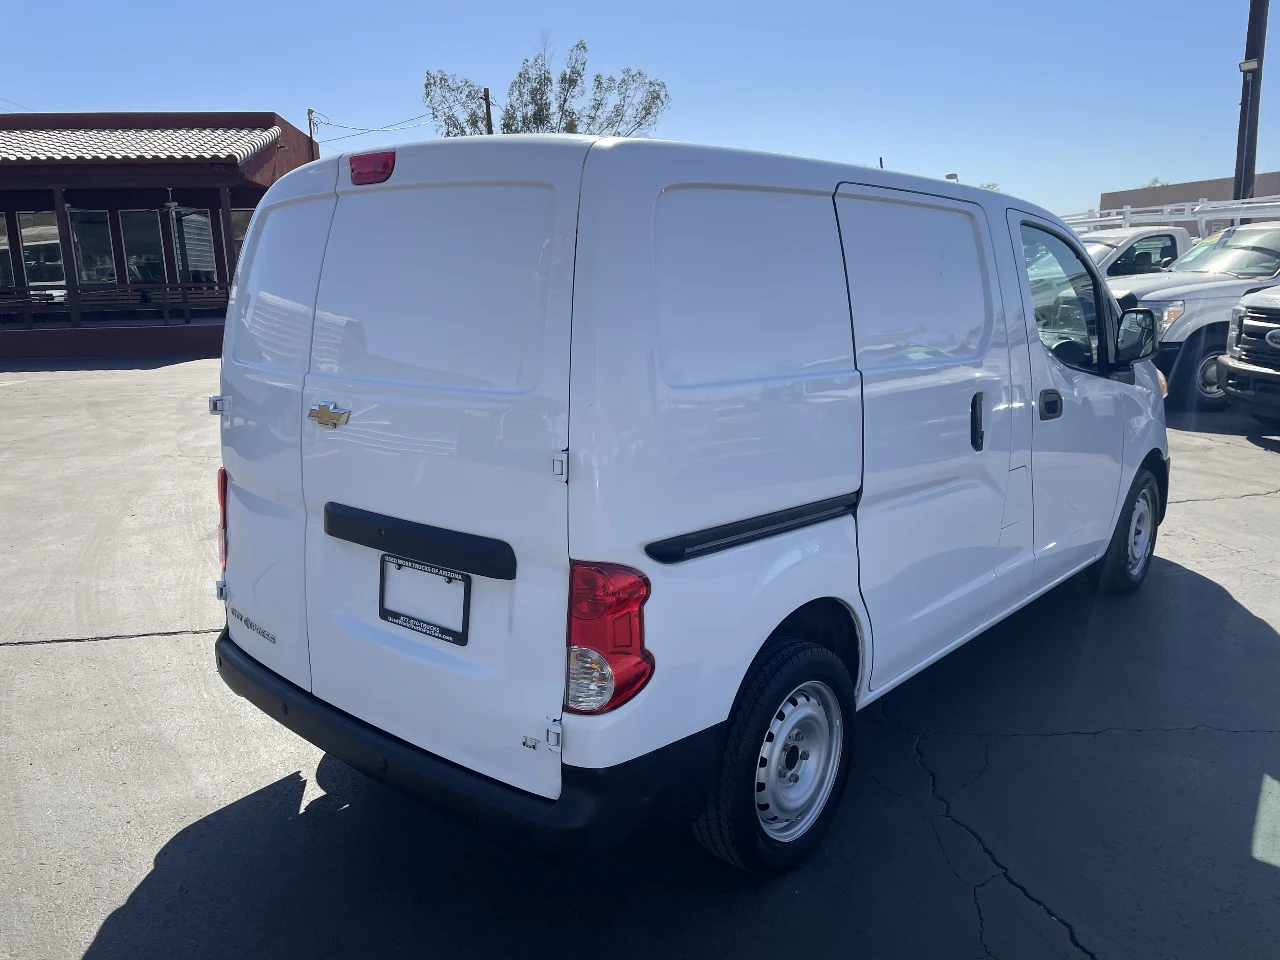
[308,401,351,429]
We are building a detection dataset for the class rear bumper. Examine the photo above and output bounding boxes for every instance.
[1219,354,1280,413]
[214,630,723,849]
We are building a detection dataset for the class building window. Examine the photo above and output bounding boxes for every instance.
[170,207,217,283]
[0,217,13,289]
[120,210,167,283]
[69,210,117,284]
[18,212,64,285]
[230,210,254,265]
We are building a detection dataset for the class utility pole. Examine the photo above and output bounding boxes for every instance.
[1233,0,1269,200]
[306,107,317,161]
[482,87,494,135]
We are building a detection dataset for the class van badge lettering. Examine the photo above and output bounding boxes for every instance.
[230,606,277,645]
[308,402,351,429]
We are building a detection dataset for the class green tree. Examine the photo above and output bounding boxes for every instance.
[423,38,671,138]
[1139,177,1169,188]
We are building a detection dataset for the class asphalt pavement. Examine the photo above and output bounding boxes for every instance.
[1,359,1278,960]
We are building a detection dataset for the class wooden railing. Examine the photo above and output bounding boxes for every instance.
[0,282,230,326]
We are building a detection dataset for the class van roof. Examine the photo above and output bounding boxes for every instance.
[331,134,1062,228]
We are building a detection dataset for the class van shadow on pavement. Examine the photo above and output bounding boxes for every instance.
[84,559,1280,960]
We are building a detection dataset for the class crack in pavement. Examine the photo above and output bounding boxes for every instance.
[929,816,998,959]
[947,738,993,798]
[1169,486,1280,505]
[880,709,1100,960]
[910,731,1099,960]
[1,627,222,647]
[973,877,997,960]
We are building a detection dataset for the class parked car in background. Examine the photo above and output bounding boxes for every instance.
[1079,226,1193,278]
[1221,288,1280,427]
[1108,224,1280,410]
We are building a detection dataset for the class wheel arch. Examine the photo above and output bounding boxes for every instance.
[736,597,866,710]
[1139,447,1169,522]
[1167,319,1228,383]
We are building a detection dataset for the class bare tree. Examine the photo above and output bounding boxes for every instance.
[423,38,670,138]
[978,181,1000,191]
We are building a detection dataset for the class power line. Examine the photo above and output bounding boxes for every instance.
[313,112,431,134]
[312,90,502,143]
[0,95,33,111]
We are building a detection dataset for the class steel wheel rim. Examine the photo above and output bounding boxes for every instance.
[1196,351,1225,401]
[1127,487,1155,577]
[755,680,843,842]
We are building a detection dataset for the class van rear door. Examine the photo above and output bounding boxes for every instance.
[300,138,591,799]
[220,159,339,689]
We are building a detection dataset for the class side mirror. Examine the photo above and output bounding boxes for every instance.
[1160,257,1175,269]
[1115,308,1158,364]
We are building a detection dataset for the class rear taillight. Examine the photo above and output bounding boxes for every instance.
[349,151,395,185]
[217,467,228,571]
[565,561,653,714]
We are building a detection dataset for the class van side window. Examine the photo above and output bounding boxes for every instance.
[653,189,854,386]
[838,195,993,369]
[1019,224,1103,375]
[1108,233,1177,276]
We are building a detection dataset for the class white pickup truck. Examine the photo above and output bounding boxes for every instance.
[1077,226,1193,278]
[1108,225,1280,410]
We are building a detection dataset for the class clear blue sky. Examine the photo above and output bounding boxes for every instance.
[2,0,1274,213]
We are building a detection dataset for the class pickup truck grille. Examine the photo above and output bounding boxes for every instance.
[1238,308,1280,371]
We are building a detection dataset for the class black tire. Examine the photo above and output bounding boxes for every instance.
[1090,468,1161,595]
[1169,335,1228,412]
[693,638,856,873]
[1252,413,1280,429]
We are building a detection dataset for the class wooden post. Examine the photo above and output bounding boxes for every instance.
[51,187,81,326]
[4,209,30,328]
[209,195,230,289]
[3,210,24,291]
[483,87,494,135]
[108,208,128,292]
[218,186,236,284]
[158,201,180,323]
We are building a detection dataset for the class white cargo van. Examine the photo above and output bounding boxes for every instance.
[213,136,1169,873]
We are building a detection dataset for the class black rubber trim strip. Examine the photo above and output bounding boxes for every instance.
[645,491,861,564]
[324,502,517,580]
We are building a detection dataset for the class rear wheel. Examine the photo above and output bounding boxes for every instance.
[693,638,855,873]
[1088,468,1160,594]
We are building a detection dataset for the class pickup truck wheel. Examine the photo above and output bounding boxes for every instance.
[693,638,855,873]
[1089,468,1161,595]
[1170,337,1228,411]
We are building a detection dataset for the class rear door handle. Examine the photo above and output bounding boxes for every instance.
[1039,389,1063,420]
[970,391,984,451]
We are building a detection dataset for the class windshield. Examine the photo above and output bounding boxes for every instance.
[1170,227,1280,278]
[1082,240,1116,263]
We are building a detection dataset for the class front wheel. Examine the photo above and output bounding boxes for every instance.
[693,638,856,873]
[1089,468,1161,594]
[1170,337,1228,411]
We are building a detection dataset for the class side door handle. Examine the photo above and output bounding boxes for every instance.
[970,391,984,451]
[1039,389,1063,420]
